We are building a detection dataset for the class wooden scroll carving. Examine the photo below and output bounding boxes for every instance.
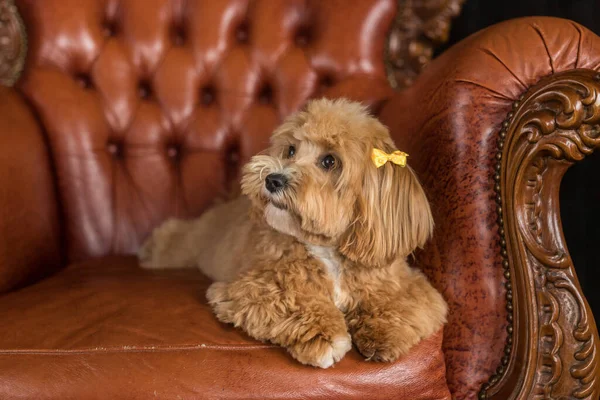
[386,0,465,89]
[481,69,600,400]
[0,0,26,87]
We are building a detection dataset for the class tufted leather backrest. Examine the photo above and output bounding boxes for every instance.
[15,0,397,261]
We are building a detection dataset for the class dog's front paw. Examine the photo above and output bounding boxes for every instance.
[206,282,235,324]
[288,332,352,368]
[352,321,421,363]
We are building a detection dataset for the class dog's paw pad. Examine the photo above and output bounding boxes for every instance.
[354,333,414,363]
[206,282,228,303]
[291,333,351,369]
[206,283,235,324]
[317,334,352,368]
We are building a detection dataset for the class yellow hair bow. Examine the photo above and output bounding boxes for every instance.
[371,148,409,168]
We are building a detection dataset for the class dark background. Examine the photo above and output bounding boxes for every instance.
[439,0,600,318]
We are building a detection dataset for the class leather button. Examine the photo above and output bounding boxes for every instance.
[235,22,249,44]
[200,86,215,106]
[227,149,240,165]
[295,28,311,47]
[102,21,117,37]
[225,142,241,181]
[75,74,93,89]
[138,81,152,100]
[320,75,335,88]
[107,141,123,158]
[167,145,180,159]
[172,26,186,46]
[258,84,273,104]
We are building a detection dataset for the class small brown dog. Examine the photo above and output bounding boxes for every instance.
[139,98,447,368]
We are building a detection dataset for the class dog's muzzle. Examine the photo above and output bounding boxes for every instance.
[265,173,288,193]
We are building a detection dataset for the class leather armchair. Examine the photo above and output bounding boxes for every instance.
[0,0,598,399]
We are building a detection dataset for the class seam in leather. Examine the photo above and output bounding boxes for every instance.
[119,157,156,227]
[14,92,69,268]
[108,97,143,254]
[454,78,517,101]
[110,137,119,252]
[530,23,555,74]
[0,344,276,355]
[479,47,528,91]
[570,21,583,69]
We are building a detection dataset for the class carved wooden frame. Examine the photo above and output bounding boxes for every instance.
[0,0,26,86]
[479,69,600,399]
[386,0,465,89]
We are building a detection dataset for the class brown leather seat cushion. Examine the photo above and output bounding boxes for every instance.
[0,256,450,399]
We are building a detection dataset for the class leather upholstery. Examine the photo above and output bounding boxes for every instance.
[15,0,395,262]
[0,87,62,294]
[4,0,599,396]
[0,256,450,400]
[379,16,600,399]
[1,1,454,398]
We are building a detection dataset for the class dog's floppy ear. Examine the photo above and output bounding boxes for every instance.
[339,144,434,267]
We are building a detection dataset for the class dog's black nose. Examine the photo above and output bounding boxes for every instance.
[265,173,288,193]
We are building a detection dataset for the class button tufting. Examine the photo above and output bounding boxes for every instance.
[320,74,335,88]
[75,74,93,89]
[171,26,186,46]
[227,151,240,165]
[167,144,180,159]
[200,86,216,106]
[224,142,241,185]
[102,21,117,37]
[294,27,311,47]
[107,141,123,158]
[258,84,273,104]
[235,22,249,44]
[138,81,152,100]
[226,143,241,166]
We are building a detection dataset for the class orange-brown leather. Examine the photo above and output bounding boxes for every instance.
[380,16,600,399]
[2,0,452,398]
[3,0,600,397]
[0,256,450,400]
[15,0,395,262]
[0,87,63,293]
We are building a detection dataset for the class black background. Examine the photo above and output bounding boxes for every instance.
[438,0,600,318]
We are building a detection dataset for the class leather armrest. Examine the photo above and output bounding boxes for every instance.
[380,17,600,400]
[0,87,62,293]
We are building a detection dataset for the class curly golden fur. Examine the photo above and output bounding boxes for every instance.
[139,98,447,368]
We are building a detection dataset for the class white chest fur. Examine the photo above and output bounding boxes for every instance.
[307,245,346,310]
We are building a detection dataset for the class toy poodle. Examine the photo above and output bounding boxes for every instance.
[139,98,447,368]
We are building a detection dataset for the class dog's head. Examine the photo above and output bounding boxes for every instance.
[241,98,433,267]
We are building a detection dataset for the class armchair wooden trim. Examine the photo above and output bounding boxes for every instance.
[483,69,600,400]
[0,0,27,87]
[386,0,466,89]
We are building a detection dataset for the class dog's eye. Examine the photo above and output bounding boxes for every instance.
[286,145,296,159]
[321,154,336,170]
